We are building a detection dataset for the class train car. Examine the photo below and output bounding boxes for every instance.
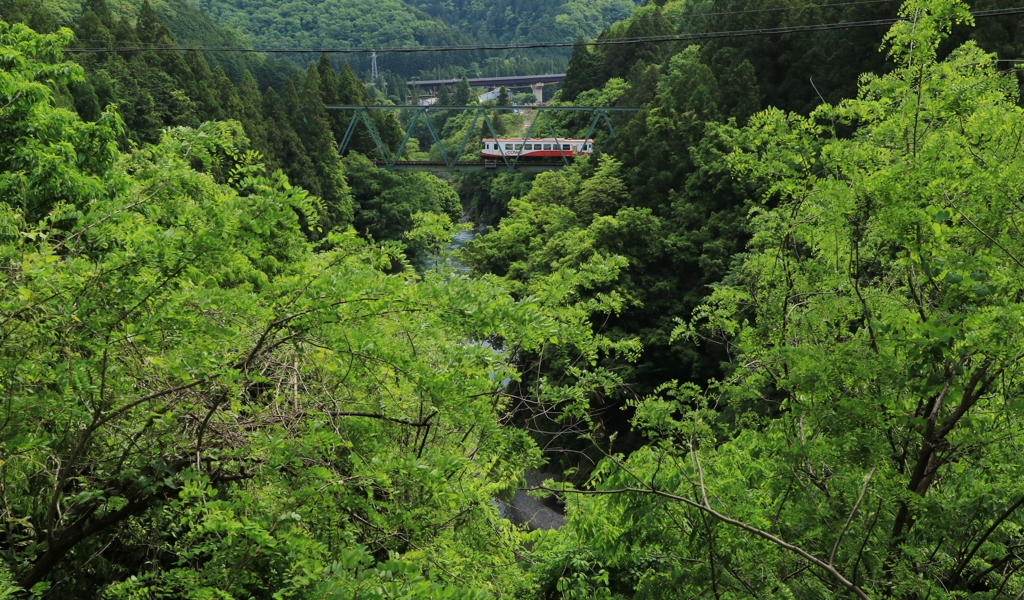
[482,138,594,161]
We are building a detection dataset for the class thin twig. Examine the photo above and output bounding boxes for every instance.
[831,468,876,566]
[944,193,1024,269]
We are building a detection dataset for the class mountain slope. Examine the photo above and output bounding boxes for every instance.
[193,0,639,78]
[410,0,637,45]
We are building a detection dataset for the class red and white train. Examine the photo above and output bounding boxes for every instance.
[482,138,594,160]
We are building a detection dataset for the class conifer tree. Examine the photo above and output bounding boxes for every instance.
[281,77,301,118]
[434,84,453,131]
[436,84,452,106]
[317,54,348,145]
[136,0,171,45]
[262,87,316,195]
[0,0,59,32]
[708,48,760,123]
[454,75,472,105]
[337,63,372,105]
[333,62,399,156]
[75,0,113,48]
[84,0,112,27]
[69,78,102,122]
[211,66,243,122]
[293,63,353,231]
[183,50,223,120]
[387,74,404,102]
[561,40,601,102]
[492,86,509,134]
[112,14,135,45]
[235,70,270,154]
[602,6,671,81]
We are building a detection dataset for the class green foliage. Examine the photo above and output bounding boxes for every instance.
[194,0,638,79]
[0,21,120,221]
[472,66,758,403]
[460,156,648,462]
[0,563,19,599]
[403,210,470,264]
[454,75,472,106]
[532,0,1024,597]
[344,153,460,247]
[0,22,618,597]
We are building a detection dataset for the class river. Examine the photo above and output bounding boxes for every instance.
[423,225,478,272]
[430,224,567,531]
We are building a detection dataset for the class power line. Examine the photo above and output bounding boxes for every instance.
[69,0,907,47]
[69,0,907,54]
[63,7,1024,55]
[67,0,906,49]
[360,0,907,38]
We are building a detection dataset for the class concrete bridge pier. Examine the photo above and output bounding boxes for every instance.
[531,82,545,104]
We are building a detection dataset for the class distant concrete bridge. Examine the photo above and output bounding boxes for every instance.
[407,74,566,89]
[409,74,565,104]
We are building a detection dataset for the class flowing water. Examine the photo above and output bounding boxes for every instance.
[423,226,477,272]
[429,223,568,530]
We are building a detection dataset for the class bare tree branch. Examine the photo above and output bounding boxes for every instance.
[541,485,872,600]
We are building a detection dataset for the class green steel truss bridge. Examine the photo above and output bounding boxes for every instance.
[325,105,641,173]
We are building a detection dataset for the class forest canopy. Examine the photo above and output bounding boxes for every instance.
[191,0,639,79]
[3,0,1024,596]
[0,19,615,597]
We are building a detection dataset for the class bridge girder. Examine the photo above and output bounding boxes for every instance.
[326,105,641,173]
[407,74,566,89]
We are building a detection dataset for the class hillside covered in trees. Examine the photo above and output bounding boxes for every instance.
[3,0,1024,597]
[1,0,468,250]
[192,0,639,80]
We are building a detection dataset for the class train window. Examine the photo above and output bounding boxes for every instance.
[514,144,521,150]
[543,144,551,150]
[562,144,570,150]
[525,144,533,150]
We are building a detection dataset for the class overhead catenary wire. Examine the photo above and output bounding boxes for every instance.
[63,6,1024,55]
[67,0,907,47]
